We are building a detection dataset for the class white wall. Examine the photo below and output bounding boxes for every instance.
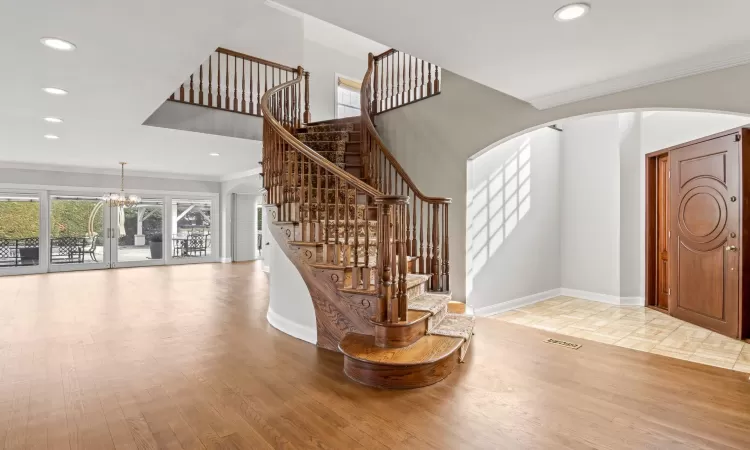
[467,128,561,309]
[560,115,622,297]
[232,193,260,262]
[303,39,367,122]
[641,111,750,154]
[220,175,262,262]
[266,228,317,344]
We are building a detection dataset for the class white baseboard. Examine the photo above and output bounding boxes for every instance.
[475,288,562,317]
[560,288,645,306]
[262,265,270,273]
[219,257,232,263]
[266,306,317,345]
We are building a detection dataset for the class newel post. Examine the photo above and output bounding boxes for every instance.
[375,196,409,323]
[303,71,311,124]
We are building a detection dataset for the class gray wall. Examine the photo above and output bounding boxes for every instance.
[375,62,750,302]
[467,128,561,308]
[144,101,264,141]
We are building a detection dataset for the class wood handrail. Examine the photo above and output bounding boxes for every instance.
[361,53,451,205]
[374,48,398,60]
[216,47,298,73]
[262,73,385,199]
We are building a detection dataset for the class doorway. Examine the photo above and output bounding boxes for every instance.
[646,130,743,338]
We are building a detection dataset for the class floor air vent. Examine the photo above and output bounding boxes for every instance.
[543,337,582,350]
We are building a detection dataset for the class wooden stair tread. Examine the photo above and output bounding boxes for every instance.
[407,273,431,289]
[339,332,463,366]
[447,301,473,315]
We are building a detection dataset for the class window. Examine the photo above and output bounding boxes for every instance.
[336,76,361,119]
[171,199,213,259]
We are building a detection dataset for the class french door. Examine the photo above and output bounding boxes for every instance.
[48,194,166,272]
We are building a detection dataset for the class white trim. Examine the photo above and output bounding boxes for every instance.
[560,288,645,306]
[264,0,304,18]
[475,288,562,317]
[266,306,317,344]
[262,264,270,273]
[0,183,219,198]
[220,257,233,263]
[0,161,221,181]
[529,42,750,109]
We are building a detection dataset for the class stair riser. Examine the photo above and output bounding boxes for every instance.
[343,352,460,389]
[373,320,427,348]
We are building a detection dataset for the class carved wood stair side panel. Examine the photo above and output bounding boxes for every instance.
[264,205,376,352]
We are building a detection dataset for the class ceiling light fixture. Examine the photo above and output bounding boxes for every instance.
[40,37,76,51]
[43,134,59,140]
[102,162,141,207]
[44,117,63,123]
[43,87,68,95]
[209,152,220,156]
[554,3,590,22]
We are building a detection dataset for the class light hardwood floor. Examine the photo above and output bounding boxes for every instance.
[0,262,749,449]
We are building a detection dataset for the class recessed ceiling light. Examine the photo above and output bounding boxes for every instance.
[44,134,59,140]
[209,152,220,156]
[40,37,76,51]
[43,87,68,95]
[44,117,64,123]
[554,3,590,22]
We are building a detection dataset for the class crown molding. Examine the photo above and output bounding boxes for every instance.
[220,167,263,182]
[529,42,750,110]
[0,161,222,182]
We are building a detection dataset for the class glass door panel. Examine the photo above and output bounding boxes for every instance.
[0,193,41,273]
[49,195,109,270]
[171,199,212,260]
[114,199,164,266]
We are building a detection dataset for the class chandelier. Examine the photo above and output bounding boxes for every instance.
[102,162,141,206]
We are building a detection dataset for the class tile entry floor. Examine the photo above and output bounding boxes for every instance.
[493,296,750,373]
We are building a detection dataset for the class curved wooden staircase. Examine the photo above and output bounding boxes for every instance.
[261,52,474,389]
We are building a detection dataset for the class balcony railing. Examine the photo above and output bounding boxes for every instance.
[169,47,311,122]
[370,48,441,115]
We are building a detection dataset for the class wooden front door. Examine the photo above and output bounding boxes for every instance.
[656,154,670,310]
[669,133,740,338]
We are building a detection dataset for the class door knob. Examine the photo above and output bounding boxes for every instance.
[726,245,738,252]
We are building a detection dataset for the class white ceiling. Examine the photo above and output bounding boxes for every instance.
[274,0,750,109]
[0,0,265,179]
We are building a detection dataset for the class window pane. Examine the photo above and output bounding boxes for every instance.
[50,196,104,265]
[118,199,164,262]
[0,194,40,267]
[171,199,212,259]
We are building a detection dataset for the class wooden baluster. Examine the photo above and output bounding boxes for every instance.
[373,56,380,114]
[344,180,350,268]
[376,202,388,322]
[420,200,425,274]
[257,63,262,115]
[390,54,395,110]
[324,166,329,253]
[401,52,406,105]
[247,61,253,114]
[225,54,231,110]
[354,186,360,288]
[304,71,311,124]
[217,54,222,108]
[395,52,400,107]
[199,63,204,105]
[300,154,307,241]
[233,56,238,111]
[208,54,213,107]
[179,80,185,102]
[443,203,449,292]
[334,174,340,265]
[189,74,193,103]
[412,192,417,257]
[379,57,384,112]
[431,203,439,291]
[241,59,246,113]
[391,204,398,318]
[316,164,322,242]
[434,65,440,94]
[406,187,411,257]
[428,62,434,96]
[406,54,411,103]
[421,59,426,99]
[399,204,407,320]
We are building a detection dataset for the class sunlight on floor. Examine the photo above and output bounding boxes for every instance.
[492,297,750,373]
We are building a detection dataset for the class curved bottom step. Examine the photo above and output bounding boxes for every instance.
[339,333,463,389]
